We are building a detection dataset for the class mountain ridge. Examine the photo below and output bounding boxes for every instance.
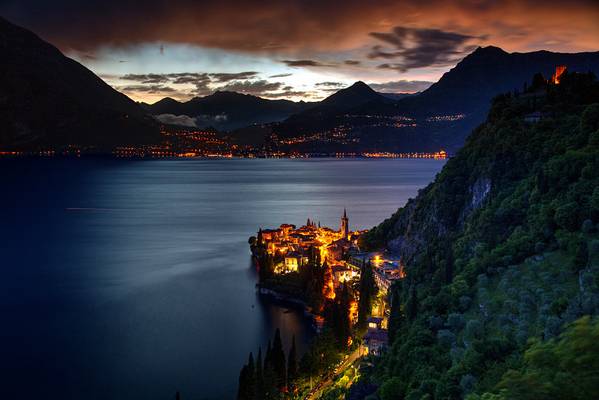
[0,16,161,150]
[267,45,599,152]
[141,90,314,131]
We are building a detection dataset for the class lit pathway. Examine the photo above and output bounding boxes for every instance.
[304,345,366,400]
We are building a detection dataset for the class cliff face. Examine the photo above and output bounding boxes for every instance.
[360,72,599,399]
[386,174,492,263]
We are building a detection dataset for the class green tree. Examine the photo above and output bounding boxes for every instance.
[378,377,405,400]
[406,284,418,321]
[287,335,298,389]
[256,347,264,400]
[357,261,377,329]
[574,239,589,271]
[493,316,599,400]
[237,352,256,400]
[271,329,287,390]
[388,286,403,344]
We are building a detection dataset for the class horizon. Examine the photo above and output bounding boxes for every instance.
[2,0,598,103]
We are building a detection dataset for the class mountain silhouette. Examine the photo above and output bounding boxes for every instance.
[0,17,161,150]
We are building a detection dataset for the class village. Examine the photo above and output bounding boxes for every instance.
[253,209,407,356]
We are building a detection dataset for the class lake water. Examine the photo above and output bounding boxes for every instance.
[0,158,444,399]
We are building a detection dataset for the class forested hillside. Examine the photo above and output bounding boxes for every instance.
[358,71,599,399]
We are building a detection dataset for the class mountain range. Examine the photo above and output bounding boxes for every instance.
[0,17,160,150]
[1,15,599,153]
[262,46,599,152]
[141,91,313,131]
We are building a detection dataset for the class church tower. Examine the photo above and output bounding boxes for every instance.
[340,208,349,239]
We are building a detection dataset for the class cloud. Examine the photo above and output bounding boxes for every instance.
[154,113,198,127]
[282,59,334,68]
[217,79,283,95]
[4,0,598,65]
[269,73,292,78]
[368,80,433,93]
[120,84,177,93]
[154,113,228,127]
[344,60,361,65]
[122,73,171,84]
[210,71,258,82]
[316,81,345,87]
[264,90,315,99]
[368,26,484,71]
[119,71,269,97]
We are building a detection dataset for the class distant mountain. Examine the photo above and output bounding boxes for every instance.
[255,81,391,146]
[395,46,599,117]
[378,92,416,101]
[142,91,313,131]
[250,46,599,153]
[0,17,160,150]
[354,46,599,150]
[312,81,386,112]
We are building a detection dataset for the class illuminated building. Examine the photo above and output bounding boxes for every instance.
[551,65,567,85]
[341,208,349,239]
[256,209,366,288]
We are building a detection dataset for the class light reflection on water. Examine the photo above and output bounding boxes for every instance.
[0,158,444,399]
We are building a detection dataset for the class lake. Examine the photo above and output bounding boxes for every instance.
[0,158,444,399]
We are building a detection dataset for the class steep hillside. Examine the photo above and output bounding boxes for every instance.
[273,47,599,153]
[358,72,599,399]
[396,46,599,118]
[0,17,160,150]
[272,81,392,141]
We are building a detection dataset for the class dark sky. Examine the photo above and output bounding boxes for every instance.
[2,0,598,102]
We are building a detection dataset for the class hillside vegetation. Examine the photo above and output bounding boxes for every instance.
[358,71,599,399]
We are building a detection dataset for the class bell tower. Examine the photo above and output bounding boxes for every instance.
[340,208,349,239]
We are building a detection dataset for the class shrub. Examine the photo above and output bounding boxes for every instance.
[580,103,599,133]
[581,219,594,233]
[460,374,478,395]
[464,319,483,342]
[437,329,457,348]
[554,202,579,231]
[459,296,472,311]
[378,377,404,400]
[429,315,444,331]
[448,313,466,332]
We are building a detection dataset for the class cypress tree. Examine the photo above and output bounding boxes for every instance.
[339,284,352,347]
[271,328,287,390]
[264,340,272,369]
[326,284,352,349]
[445,248,454,284]
[256,347,264,400]
[287,335,298,386]
[257,228,263,245]
[262,340,278,399]
[575,240,589,272]
[247,352,256,399]
[357,261,376,329]
[406,284,418,321]
[237,363,250,400]
[388,286,403,343]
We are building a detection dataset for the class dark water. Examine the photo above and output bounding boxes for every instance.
[0,158,444,399]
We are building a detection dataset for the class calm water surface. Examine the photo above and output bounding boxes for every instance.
[0,158,444,399]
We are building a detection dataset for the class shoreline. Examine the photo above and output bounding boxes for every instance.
[255,283,321,332]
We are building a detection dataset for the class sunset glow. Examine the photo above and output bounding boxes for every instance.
[3,0,598,102]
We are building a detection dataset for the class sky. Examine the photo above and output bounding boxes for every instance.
[2,0,598,103]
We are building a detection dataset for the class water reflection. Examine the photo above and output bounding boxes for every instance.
[0,158,444,399]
